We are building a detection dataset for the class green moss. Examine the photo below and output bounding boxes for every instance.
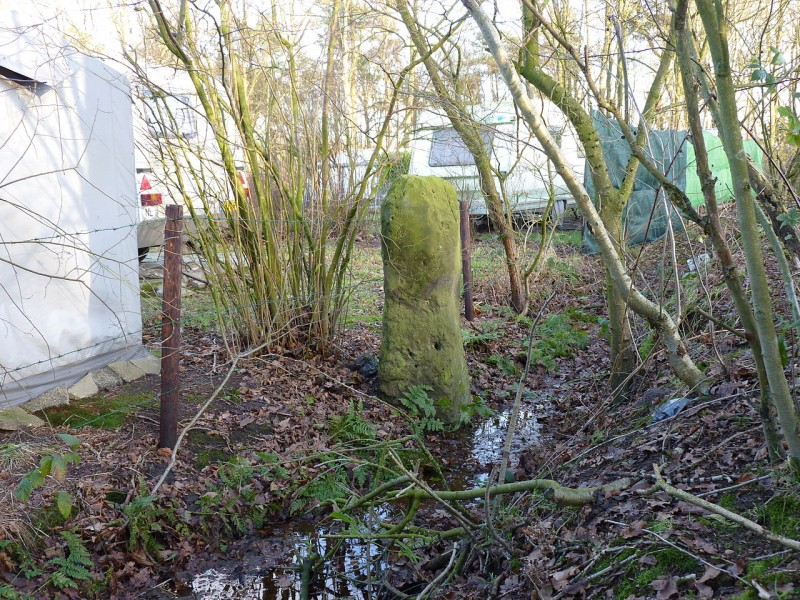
[718,492,737,510]
[592,547,637,573]
[615,564,663,598]
[730,556,795,599]
[32,503,71,531]
[196,448,233,469]
[189,430,233,469]
[379,176,470,425]
[758,495,800,536]
[655,548,699,573]
[39,392,152,429]
[104,490,127,504]
[613,548,699,597]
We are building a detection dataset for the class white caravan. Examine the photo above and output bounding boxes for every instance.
[408,103,584,220]
[0,16,144,406]
[132,66,245,258]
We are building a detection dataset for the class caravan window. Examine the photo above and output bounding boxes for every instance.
[144,93,197,140]
[429,127,494,167]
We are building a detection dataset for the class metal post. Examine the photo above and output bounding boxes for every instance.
[159,204,183,449]
[460,199,475,321]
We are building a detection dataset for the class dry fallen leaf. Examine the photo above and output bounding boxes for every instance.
[550,566,578,591]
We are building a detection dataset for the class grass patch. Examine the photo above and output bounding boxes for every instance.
[39,392,152,429]
[343,243,383,327]
[140,275,231,332]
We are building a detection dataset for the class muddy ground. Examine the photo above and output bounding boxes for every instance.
[1,232,799,599]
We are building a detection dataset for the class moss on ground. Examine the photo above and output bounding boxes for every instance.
[189,430,234,469]
[39,392,153,429]
[758,494,800,537]
[613,548,700,598]
[731,555,796,599]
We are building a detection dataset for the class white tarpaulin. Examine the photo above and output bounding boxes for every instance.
[0,18,144,407]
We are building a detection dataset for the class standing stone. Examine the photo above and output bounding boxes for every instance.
[379,175,470,426]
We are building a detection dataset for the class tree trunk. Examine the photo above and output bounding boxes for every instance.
[673,0,783,462]
[695,0,800,472]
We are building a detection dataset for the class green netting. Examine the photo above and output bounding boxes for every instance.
[685,131,764,207]
[583,113,688,254]
[582,114,765,253]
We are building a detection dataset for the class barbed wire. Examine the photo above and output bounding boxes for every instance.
[0,208,387,404]
[0,278,380,381]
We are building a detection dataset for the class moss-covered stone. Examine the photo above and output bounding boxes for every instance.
[379,175,470,425]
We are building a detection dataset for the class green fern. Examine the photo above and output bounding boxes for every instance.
[217,457,254,491]
[46,531,93,590]
[0,584,32,600]
[330,401,376,444]
[459,395,496,426]
[303,470,349,503]
[400,386,444,433]
[123,495,163,556]
[462,321,505,347]
[255,452,290,480]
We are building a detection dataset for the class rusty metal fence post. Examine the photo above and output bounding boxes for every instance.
[159,204,183,449]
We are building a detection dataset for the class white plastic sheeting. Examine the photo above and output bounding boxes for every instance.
[0,18,144,407]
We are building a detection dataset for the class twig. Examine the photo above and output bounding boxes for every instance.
[484,467,514,556]
[652,464,800,551]
[669,428,760,475]
[695,474,773,498]
[691,307,747,339]
[416,542,458,600]
[387,449,478,533]
[551,551,638,600]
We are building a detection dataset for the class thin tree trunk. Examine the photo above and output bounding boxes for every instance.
[396,0,527,313]
[695,0,800,472]
[674,0,783,462]
[464,0,708,393]
[519,1,676,398]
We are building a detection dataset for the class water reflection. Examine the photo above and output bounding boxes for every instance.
[186,513,390,599]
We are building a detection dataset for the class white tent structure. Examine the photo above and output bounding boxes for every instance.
[0,16,145,407]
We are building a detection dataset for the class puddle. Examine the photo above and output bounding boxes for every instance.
[166,514,392,600]
[168,393,549,599]
[437,390,549,488]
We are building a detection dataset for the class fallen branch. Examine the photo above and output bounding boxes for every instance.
[546,478,631,506]
[652,464,800,551]
[395,477,631,506]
